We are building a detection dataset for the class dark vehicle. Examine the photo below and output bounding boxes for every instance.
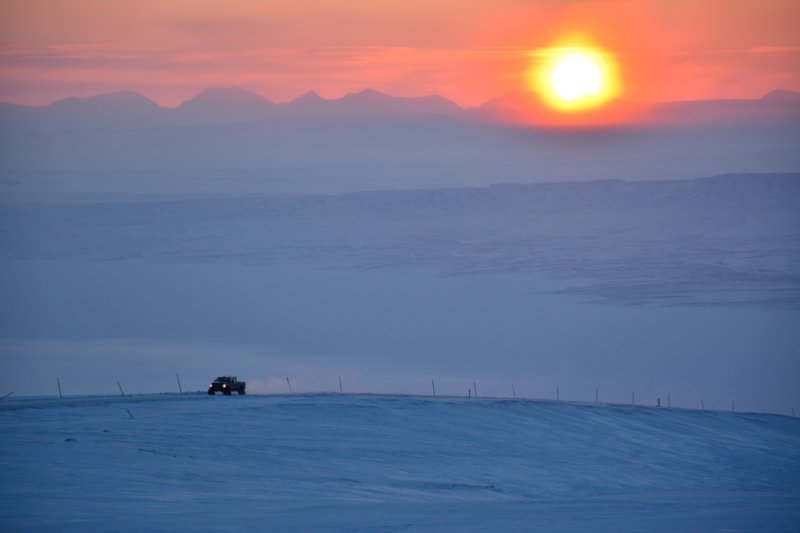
[208,376,246,395]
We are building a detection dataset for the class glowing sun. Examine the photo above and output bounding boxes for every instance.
[531,46,620,112]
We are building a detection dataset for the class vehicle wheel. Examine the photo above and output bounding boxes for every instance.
[223,390,231,395]
[208,390,214,395]
[239,390,246,395]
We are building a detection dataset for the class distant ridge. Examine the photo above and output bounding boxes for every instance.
[285,90,330,113]
[470,90,800,126]
[283,88,461,116]
[336,88,461,114]
[48,91,160,111]
[640,96,800,125]
[43,91,164,128]
[178,87,274,109]
[761,89,800,102]
[173,87,275,124]
[291,90,325,104]
[1,87,799,130]
[0,87,463,130]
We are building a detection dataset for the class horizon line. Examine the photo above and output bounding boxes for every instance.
[2,86,798,110]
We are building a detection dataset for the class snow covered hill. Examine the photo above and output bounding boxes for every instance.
[1,393,798,531]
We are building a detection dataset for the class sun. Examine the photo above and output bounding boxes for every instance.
[550,53,602,101]
[531,45,620,112]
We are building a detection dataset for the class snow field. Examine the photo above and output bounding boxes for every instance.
[1,393,799,531]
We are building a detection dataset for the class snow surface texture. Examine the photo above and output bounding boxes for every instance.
[1,394,798,531]
[2,174,798,308]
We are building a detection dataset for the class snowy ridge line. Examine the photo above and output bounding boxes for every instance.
[3,387,799,530]
[0,391,204,411]
[1,390,794,418]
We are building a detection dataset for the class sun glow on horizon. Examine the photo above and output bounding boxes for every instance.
[530,44,620,113]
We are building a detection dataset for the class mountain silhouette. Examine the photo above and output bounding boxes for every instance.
[761,89,800,102]
[336,89,461,114]
[284,90,330,113]
[470,89,800,126]
[43,91,163,128]
[0,88,463,130]
[641,93,800,126]
[1,88,799,130]
[173,87,276,124]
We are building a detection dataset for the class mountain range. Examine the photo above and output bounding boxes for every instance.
[0,87,463,130]
[1,86,798,197]
[1,87,799,130]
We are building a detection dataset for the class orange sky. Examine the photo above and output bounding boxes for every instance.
[0,0,798,107]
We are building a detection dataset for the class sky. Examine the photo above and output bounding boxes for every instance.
[1,0,799,107]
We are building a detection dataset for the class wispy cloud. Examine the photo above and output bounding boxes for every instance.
[748,46,800,54]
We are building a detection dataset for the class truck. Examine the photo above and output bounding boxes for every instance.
[208,376,246,395]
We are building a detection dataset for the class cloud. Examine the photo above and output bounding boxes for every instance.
[748,46,800,54]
